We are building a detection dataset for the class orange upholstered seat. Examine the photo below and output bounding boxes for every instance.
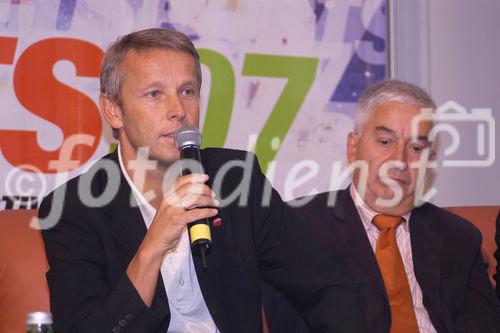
[445,206,499,288]
[0,209,50,333]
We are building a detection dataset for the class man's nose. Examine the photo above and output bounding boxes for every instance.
[390,144,408,169]
[166,95,186,120]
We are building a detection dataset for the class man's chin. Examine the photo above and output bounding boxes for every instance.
[373,195,415,216]
[367,188,414,215]
[376,187,400,200]
[149,150,180,166]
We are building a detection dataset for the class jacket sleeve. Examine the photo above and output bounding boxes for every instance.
[39,186,170,333]
[455,228,500,333]
[246,155,366,333]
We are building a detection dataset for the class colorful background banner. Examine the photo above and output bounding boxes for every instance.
[0,0,388,210]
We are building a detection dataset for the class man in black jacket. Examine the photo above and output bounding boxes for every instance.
[39,28,365,332]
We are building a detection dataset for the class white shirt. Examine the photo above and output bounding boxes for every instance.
[118,146,219,333]
[349,185,437,333]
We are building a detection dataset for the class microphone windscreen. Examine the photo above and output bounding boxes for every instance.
[174,126,202,150]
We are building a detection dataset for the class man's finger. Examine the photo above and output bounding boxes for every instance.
[181,194,220,210]
[184,208,219,223]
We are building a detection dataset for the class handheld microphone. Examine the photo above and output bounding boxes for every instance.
[174,126,211,269]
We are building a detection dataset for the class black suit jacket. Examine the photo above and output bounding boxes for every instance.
[264,189,500,333]
[40,149,366,333]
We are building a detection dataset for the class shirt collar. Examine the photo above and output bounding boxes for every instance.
[117,145,156,226]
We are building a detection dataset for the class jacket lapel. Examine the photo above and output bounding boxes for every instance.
[189,151,225,331]
[328,189,389,301]
[410,205,453,333]
[101,152,147,258]
[191,213,225,330]
[100,152,169,311]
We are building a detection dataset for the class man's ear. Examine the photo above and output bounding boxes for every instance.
[99,93,123,131]
[347,132,358,164]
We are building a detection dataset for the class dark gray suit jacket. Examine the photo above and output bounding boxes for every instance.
[264,189,500,333]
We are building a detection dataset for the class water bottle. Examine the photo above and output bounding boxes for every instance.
[26,311,54,333]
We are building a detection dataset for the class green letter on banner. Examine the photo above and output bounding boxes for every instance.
[242,54,318,173]
[198,49,235,148]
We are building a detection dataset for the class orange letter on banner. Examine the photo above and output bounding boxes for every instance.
[0,36,18,64]
[0,38,103,173]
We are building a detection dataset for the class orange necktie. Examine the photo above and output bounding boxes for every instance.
[372,214,419,333]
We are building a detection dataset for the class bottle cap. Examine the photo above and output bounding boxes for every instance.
[26,312,53,325]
